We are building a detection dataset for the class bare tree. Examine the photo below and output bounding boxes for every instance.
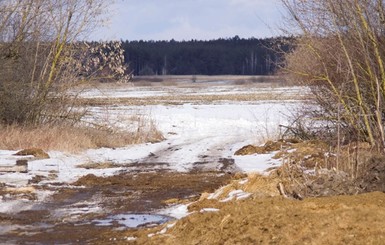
[282,0,385,151]
[0,0,121,125]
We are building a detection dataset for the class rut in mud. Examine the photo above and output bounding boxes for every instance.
[0,171,232,244]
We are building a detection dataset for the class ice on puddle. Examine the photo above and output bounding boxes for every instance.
[93,214,173,228]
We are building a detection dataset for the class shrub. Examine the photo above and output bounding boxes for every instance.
[282,0,385,151]
[0,1,129,126]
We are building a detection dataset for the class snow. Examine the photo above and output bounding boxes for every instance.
[78,84,308,100]
[220,190,252,202]
[0,82,306,217]
[200,208,220,213]
[125,237,137,241]
[0,199,34,213]
[238,179,249,185]
[234,152,281,174]
[207,186,225,200]
[82,102,295,172]
[158,204,191,219]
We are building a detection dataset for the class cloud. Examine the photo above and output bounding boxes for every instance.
[90,0,284,41]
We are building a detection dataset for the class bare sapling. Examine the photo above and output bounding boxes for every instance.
[0,0,129,126]
[282,0,385,152]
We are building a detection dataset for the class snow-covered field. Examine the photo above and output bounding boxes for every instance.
[0,79,306,230]
[79,81,307,100]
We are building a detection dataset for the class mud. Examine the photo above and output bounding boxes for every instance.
[0,171,232,244]
[58,174,385,245]
[3,138,385,244]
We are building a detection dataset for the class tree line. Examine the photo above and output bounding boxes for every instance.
[121,36,295,76]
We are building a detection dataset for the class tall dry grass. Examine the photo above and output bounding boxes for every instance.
[0,123,164,153]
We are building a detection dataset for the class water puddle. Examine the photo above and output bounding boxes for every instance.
[93,213,174,228]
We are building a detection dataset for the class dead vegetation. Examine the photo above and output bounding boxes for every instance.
[14,148,50,159]
[78,92,303,106]
[131,75,283,85]
[0,124,164,153]
[234,139,385,199]
[283,0,385,151]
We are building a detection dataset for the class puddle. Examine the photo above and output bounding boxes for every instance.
[93,214,173,228]
[0,171,232,243]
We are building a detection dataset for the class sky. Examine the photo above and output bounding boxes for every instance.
[91,0,285,41]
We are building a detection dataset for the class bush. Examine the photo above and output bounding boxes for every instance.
[282,0,385,151]
[0,1,129,126]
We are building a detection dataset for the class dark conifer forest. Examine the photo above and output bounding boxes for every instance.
[121,36,295,76]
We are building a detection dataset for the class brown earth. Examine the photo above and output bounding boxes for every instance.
[41,173,384,245]
[3,140,385,244]
[144,191,385,245]
[0,171,233,244]
[2,168,385,244]
[68,173,385,245]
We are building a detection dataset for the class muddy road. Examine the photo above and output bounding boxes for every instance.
[0,171,232,244]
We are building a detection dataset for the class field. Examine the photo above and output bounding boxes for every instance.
[0,76,384,244]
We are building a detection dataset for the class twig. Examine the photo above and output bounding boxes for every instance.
[278,182,288,198]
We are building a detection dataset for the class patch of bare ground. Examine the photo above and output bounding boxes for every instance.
[143,192,385,245]
[77,75,285,90]
[75,75,307,106]
[3,149,385,244]
[0,171,233,244]
[131,75,285,85]
[78,93,302,106]
[80,172,385,244]
[107,140,385,245]
[72,171,233,211]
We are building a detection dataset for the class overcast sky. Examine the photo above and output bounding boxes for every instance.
[91,0,285,41]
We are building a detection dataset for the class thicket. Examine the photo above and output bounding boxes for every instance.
[282,0,385,152]
[0,0,128,126]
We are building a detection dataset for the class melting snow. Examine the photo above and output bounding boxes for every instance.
[200,208,220,213]
[220,190,252,202]
[0,83,305,216]
[158,204,191,219]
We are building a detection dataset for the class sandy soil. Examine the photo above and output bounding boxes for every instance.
[146,191,385,245]
[29,173,384,245]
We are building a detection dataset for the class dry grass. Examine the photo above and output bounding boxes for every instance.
[80,75,287,89]
[0,123,164,153]
[78,92,302,107]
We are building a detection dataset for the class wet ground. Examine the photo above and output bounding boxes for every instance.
[0,171,232,244]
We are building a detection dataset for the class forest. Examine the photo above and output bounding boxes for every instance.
[121,36,295,76]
